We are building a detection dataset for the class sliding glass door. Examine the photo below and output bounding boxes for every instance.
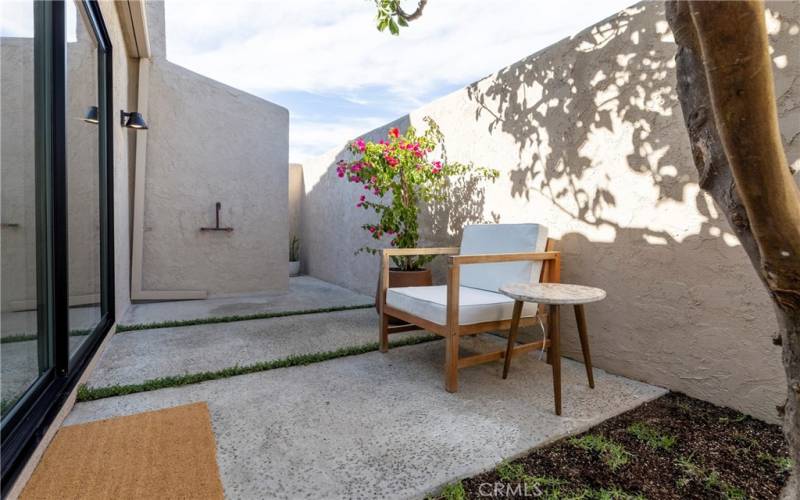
[0,0,45,422]
[0,1,114,492]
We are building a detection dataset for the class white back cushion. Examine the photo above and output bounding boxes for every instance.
[459,224,549,292]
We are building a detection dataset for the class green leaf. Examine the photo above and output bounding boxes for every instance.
[388,19,399,35]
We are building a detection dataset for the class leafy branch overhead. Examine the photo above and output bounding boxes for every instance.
[374,0,427,35]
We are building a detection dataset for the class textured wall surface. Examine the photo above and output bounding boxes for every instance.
[99,1,134,320]
[289,163,303,243]
[140,2,290,295]
[301,1,800,422]
[0,38,36,313]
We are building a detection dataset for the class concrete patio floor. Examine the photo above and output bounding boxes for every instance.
[68,334,666,499]
[86,308,429,388]
[120,276,373,327]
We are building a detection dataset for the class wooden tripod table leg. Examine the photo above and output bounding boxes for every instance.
[502,301,524,379]
[573,304,595,388]
[549,303,561,416]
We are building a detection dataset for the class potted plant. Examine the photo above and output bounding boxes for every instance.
[289,235,300,276]
[336,117,498,312]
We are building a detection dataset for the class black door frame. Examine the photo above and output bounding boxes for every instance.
[0,1,115,494]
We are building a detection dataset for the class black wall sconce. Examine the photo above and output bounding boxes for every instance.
[120,110,148,130]
[83,105,99,124]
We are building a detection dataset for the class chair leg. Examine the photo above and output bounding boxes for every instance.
[379,313,389,353]
[546,317,554,366]
[573,304,595,388]
[502,301,524,379]
[445,333,459,393]
[549,304,562,416]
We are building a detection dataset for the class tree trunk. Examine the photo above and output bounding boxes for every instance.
[666,0,800,492]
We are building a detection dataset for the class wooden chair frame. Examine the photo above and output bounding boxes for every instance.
[378,239,561,392]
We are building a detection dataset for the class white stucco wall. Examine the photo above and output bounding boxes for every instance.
[300,1,800,422]
[0,38,36,314]
[289,163,303,241]
[99,1,134,321]
[137,2,289,296]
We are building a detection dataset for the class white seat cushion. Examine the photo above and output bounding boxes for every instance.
[386,285,538,326]
[459,223,549,293]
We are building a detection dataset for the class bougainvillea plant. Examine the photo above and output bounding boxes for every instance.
[337,117,499,271]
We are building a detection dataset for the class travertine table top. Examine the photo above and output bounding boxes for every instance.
[499,283,607,305]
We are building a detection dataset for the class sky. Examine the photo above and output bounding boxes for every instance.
[0,0,634,163]
[164,0,635,163]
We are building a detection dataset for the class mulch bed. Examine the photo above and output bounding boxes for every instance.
[442,393,791,499]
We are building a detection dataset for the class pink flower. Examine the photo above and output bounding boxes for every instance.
[432,160,442,174]
[368,226,376,233]
[336,165,345,178]
[389,127,400,138]
[354,138,366,152]
[360,195,366,201]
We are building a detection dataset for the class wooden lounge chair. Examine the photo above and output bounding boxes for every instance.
[377,223,560,392]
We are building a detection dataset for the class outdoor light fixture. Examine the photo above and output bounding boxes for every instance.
[83,106,99,124]
[120,110,148,130]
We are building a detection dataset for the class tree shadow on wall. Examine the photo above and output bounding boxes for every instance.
[466,2,798,247]
[464,2,698,244]
[420,170,500,248]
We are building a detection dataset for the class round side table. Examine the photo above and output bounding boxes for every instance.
[499,282,607,416]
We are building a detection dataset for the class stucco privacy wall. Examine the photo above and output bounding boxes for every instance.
[301,1,800,423]
[139,2,290,294]
[99,1,135,320]
[289,163,303,242]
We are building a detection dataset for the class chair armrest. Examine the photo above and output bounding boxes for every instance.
[381,247,459,257]
[448,251,559,266]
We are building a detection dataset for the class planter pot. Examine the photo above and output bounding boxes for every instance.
[376,268,433,324]
[289,261,300,277]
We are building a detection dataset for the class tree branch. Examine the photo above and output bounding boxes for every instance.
[688,0,800,312]
[396,0,428,21]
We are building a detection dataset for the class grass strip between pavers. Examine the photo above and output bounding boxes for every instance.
[1,329,93,344]
[77,334,441,402]
[116,304,374,333]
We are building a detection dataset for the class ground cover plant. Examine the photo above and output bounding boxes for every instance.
[431,392,790,499]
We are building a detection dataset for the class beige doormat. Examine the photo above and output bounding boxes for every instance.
[20,402,224,500]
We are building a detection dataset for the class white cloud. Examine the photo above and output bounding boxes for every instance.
[290,115,388,163]
[164,0,633,160]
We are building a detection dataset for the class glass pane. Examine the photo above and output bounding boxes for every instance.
[0,1,40,417]
[66,0,101,354]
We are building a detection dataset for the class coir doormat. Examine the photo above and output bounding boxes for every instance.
[21,402,224,499]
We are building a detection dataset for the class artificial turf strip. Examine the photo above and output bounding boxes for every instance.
[76,334,441,402]
[115,304,374,333]
[0,329,92,344]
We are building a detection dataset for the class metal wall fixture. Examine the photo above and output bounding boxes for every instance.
[83,105,99,124]
[200,202,234,232]
[120,109,148,129]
